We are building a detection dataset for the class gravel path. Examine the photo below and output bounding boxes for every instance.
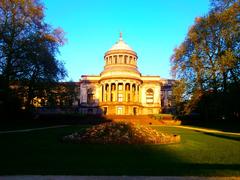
[0,176,239,180]
[173,125,240,136]
[0,125,70,134]
[1,124,239,136]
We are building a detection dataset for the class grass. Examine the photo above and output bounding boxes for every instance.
[0,125,239,176]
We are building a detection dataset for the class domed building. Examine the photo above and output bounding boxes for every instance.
[79,33,174,115]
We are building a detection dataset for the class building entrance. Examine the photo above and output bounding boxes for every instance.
[103,107,107,115]
[133,107,137,115]
[117,106,123,115]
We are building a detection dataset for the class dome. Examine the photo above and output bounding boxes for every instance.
[101,33,141,80]
[108,33,134,51]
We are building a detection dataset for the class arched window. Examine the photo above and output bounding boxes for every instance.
[105,84,109,91]
[125,83,130,91]
[111,83,116,91]
[118,83,123,91]
[129,56,132,63]
[146,88,154,104]
[132,84,136,91]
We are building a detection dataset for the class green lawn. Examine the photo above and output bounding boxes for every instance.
[0,125,239,176]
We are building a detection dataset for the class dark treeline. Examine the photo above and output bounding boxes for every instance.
[0,0,68,119]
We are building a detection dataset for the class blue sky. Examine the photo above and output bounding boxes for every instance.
[43,0,210,81]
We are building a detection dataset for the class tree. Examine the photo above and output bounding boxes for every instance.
[47,81,78,108]
[171,0,240,120]
[0,0,67,112]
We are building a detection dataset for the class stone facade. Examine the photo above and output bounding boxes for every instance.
[78,34,175,115]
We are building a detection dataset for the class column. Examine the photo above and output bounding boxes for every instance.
[139,85,141,103]
[116,82,118,102]
[126,82,129,102]
[135,84,137,102]
[133,83,137,102]
[104,83,106,102]
[99,84,102,102]
[130,83,132,102]
[105,83,108,102]
[123,82,126,102]
[136,84,139,103]
[116,82,120,102]
[108,83,111,102]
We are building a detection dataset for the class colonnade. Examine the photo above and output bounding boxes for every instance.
[100,81,140,103]
[105,54,137,66]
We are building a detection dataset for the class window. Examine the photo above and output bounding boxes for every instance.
[125,84,130,91]
[103,107,107,115]
[132,84,136,91]
[87,94,93,104]
[111,84,116,91]
[118,93,123,102]
[118,84,123,90]
[133,107,137,115]
[105,84,109,91]
[146,88,154,104]
[117,106,123,115]
[87,88,94,104]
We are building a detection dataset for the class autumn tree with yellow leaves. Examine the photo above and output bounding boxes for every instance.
[171,0,240,120]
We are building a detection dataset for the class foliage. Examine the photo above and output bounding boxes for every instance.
[47,82,78,108]
[171,0,240,120]
[63,122,180,144]
[0,0,67,112]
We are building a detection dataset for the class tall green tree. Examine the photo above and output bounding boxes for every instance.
[0,0,67,112]
[171,0,240,120]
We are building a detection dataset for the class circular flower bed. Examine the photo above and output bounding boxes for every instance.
[62,122,180,144]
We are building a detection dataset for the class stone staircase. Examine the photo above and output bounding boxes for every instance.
[104,115,164,125]
[104,115,181,126]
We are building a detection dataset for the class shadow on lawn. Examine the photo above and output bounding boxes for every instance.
[201,132,240,142]
[182,119,240,133]
[1,114,240,176]
[0,113,112,131]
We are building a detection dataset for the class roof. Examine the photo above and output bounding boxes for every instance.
[108,33,134,52]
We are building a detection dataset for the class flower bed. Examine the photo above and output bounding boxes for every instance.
[63,122,180,144]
